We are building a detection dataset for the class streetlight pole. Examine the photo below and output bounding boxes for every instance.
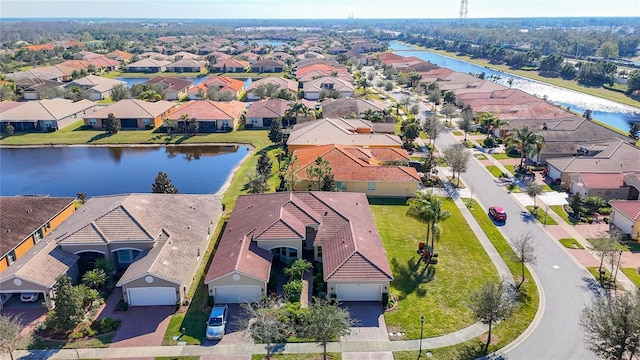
[614,250,623,295]
[418,315,425,359]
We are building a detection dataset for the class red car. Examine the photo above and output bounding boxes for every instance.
[489,206,507,221]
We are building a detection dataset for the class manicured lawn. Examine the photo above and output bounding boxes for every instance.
[29,333,116,350]
[550,205,578,225]
[370,197,499,339]
[485,165,507,178]
[504,165,515,175]
[621,268,640,288]
[525,206,559,225]
[587,267,620,289]
[156,357,199,360]
[540,183,553,192]
[452,130,463,136]
[559,238,584,249]
[490,153,512,160]
[473,154,487,160]
[252,354,341,360]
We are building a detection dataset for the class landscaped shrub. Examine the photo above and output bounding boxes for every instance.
[283,280,303,303]
[145,124,154,130]
[598,207,611,215]
[283,301,308,326]
[483,136,496,148]
[98,317,121,333]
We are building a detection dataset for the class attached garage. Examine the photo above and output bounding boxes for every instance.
[213,285,262,304]
[127,287,177,306]
[336,284,382,302]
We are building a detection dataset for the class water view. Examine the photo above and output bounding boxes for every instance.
[115,76,253,90]
[390,41,640,132]
[0,145,249,197]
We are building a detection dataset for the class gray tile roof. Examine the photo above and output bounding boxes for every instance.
[547,140,640,174]
[287,118,402,147]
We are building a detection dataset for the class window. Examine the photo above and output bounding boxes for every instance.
[250,118,259,125]
[117,249,133,264]
[34,228,44,243]
[336,182,347,191]
[88,119,97,125]
[142,119,151,125]
[7,250,16,265]
[317,246,323,259]
[368,182,376,191]
[221,120,229,127]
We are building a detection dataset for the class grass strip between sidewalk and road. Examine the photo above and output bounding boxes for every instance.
[621,268,640,288]
[559,238,584,249]
[525,206,559,225]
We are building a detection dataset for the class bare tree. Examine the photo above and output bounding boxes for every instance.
[442,143,471,186]
[237,297,291,360]
[580,290,640,360]
[0,314,32,360]
[589,230,621,282]
[469,280,514,354]
[525,183,543,213]
[301,297,357,360]
[422,114,443,147]
[511,232,537,291]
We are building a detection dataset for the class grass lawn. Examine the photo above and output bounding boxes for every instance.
[370,197,499,339]
[489,153,512,160]
[621,268,640,288]
[474,154,487,160]
[550,205,578,225]
[504,165,516,175]
[452,130,463,136]
[252,354,341,360]
[559,238,584,249]
[540,183,553,192]
[525,206,559,225]
[485,165,507,178]
[156,357,199,360]
[618,239,640,252]
[29,333,116,350]
[587,267,619,290]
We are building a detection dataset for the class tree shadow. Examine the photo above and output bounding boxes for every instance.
[88,132,112,143]
[390,257,435,299]
[519,211,536,224]
[582,276,606,297]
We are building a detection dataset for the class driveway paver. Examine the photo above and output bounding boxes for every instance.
[109,305,174,347]
[340,302,388,342]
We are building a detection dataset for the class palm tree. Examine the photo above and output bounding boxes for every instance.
[505,125,545,169]
[285,102,315,125]
[427,196,451,252]
[82,269,107,290]
[407,191,434,250]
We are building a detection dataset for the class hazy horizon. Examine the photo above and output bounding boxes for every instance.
[2,0,639,20]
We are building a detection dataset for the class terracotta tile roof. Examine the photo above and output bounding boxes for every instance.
[252,58,285,67]
[126,58,172,68]
[26,44,55,51]
[189,76,245,95]
[168,100,245,121]
[287,118,402,148]
[57,59,92,70]
[167,58,207,68]
[144,76,194,92]
[578,173,626,189]
[0,101,23,113]
[246,98,292,118]
[205,192,392,284]
[88,99,175,119]
[610,201,640,221]
[106,50,134,60]
[293,145,420,183]
[67,75,126,93]
[0,196,75,257]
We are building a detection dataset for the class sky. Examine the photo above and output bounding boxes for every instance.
[1,0,639,19]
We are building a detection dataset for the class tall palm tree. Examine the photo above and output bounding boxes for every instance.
[505,125,545,168]
[407,191,434,250]
[285,102,315,125]
[427,196,451,252]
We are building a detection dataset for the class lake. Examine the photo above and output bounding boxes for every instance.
[389,41,640,133]
[116,76,253,89]
[0,145,249,197]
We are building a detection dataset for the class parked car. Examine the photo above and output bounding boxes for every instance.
[206,304,228,340]
[20,292,39,303]
[489,206,507,221]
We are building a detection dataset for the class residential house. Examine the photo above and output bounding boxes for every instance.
[188,77,245,100]
[84,99,176,129]
[5,69,64,83]
[65,75,127,101]
[143,76,193,100]
[0,194,223,307]
[569,172,640,201]
[236,52,260,64]
[17,78,64,100]
[303,76,355,100]
[250,58,285,73]
[246,77,298,101]
[546,140,640,186]
[0,98,97,132]
[210,58,250,73]
[0,196,75,274]
[165,58,207,73]
[287,118,403,150]
[125,58,171,73]
[609,200,640,240]
[166,100,246,132]
[320,98,387,119]
[106,50,134,63]
[25,43,55,52]
[293,145,420,197]
[204,192,393,303]
[137,52,173,61]
[296,64,352,83]
[245,99,292,128]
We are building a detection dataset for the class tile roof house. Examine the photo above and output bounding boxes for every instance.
[204,192,393,303]
[245,99,293,128]
[187,77,245,100]
[287,118,403,150]
[17,78,64,100]
[246,77,299,101]
[0,98,97,132]
[143,76,194,100]
[293,145,420,197]
[166,100,246,132]
[65,75,127,101]
[302,76,355,100]
[568,172,639,201]
[165,58,207,73]
[320,98,387,119]
[106,50,134,63]
[210,58,250,73]
[125,58,171,73]
[84,99,176,130]
[250,58,285,73]
[609,200,640,240]
[0,196,75,274]
[0,194,223,308]
[546,140,640,185]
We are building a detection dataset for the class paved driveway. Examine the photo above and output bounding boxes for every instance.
[109,305,174,347]
[204,304,253,346]
[0,299,47,335]
[340,302,388,342]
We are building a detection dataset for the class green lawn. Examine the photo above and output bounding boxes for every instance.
[587,267,620,289]
[29,333,116,350]
[474,154,487,160]
[550,205,578,225]
[489,153,512,160]
[559,238,584,249]
[370,197,499,339]
[156,357,199,360]
[252,354,341,360]
[525,206,559,225]
[540,183,553,192]
[485,165,507,178]
[621,268,640,288]
[452,130,463,136]
[504,165,516,175]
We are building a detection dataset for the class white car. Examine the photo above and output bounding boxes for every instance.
[20,293,39,303]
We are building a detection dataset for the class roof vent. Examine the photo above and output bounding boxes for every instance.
[6,229,10,233]
[27,208,32,213]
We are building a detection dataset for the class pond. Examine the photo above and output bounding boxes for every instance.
[390,41,640,133]
[0,145,250,198]
[115,76,210,88]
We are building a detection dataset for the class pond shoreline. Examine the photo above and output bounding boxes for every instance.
[0,142,256,150]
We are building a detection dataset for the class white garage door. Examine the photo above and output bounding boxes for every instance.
[214,285,261,304]
[336,284,382,301]
[127,287,176,306]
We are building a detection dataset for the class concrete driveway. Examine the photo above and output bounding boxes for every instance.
[0,298,47,335]
[204,303,253,346]
[109,305,174,347]
[340,302,388,342]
